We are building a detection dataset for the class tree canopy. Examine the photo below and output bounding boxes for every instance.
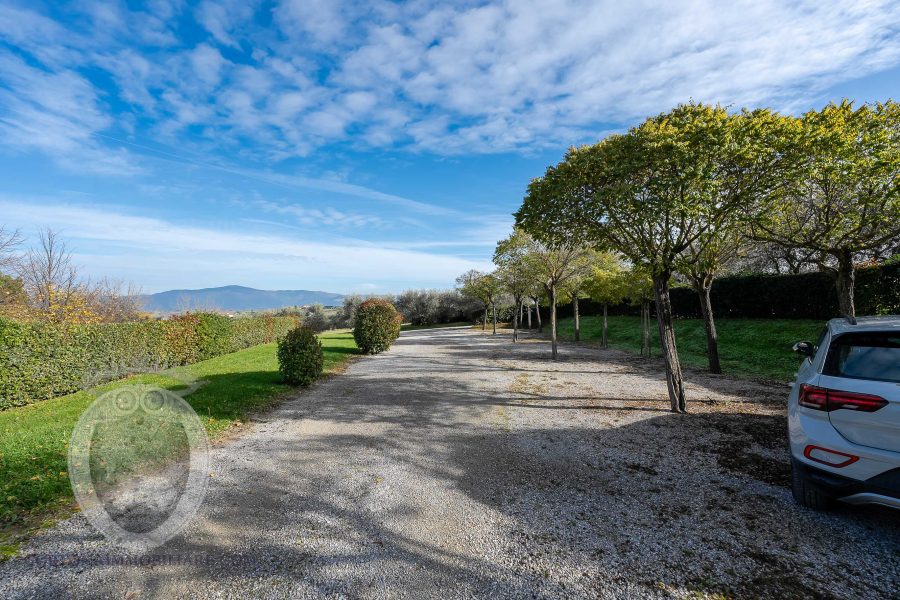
[753,100,900,316]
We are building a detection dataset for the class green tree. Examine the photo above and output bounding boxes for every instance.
[494,228,539,342]
[519,103,785,411]
[456,269,502,333]
[481,272,502,335]
[620,266,656,358]
[558,248,601,342]
[583,254,625,348]
[523,237,595,360]
[456,269,491,330]
[674,228,748,373]
[753,100,900,317]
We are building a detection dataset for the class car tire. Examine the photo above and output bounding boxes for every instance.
[791,460,832,510]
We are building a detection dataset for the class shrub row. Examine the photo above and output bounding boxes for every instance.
[550,262,900,321]
[0,313,298,409]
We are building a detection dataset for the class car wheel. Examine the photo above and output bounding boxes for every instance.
[791,460,832,510]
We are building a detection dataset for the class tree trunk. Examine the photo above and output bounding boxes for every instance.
[641,301,651,358]
[696,280,721,374]
[534,297,543,333]
[835,250,856,317]
[483,307,487,331]
[519,300,524,325]
[492,303,497,334]
[527,301,532,329]
[652,273,687,413]
[573,295,580,342]
[512,296,519,342]
[602,303,608,348]
[550,285,558,360]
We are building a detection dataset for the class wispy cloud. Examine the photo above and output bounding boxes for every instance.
[0,198,491,292]
[3,0,899,168]
[0,51,142,175]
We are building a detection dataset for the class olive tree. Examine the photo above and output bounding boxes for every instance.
[753,100,900,317]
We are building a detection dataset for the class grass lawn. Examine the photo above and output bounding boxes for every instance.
[555,315,822,381]
[0,330,358,553]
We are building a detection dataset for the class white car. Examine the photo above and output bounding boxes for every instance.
[788,316,900,510]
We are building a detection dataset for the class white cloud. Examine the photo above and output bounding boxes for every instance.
[3,0,900,166]
[274,0,349,46]
[0,198,490,292]
[196,0,258,48]
[189,44,228,88]
[0,52,142,175]
[248,198,389,229]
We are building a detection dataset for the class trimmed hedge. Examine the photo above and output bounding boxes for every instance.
[0,313,298,410]
[353,299,402,354]
[277,326,324,386]
[549,262,900,321]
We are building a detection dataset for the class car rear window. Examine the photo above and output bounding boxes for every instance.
[823,332,900,383]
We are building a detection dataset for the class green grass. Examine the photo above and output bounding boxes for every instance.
[0,330,358,541]
[556,315,822,381]
[401,321,472,331]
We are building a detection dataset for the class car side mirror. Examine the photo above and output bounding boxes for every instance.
[792,341,816,357]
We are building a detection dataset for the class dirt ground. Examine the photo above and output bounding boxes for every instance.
[0,327,897,599]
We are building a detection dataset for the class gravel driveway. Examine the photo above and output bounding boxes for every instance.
[1,327,897,599]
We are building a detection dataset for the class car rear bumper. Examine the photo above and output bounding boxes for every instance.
[793,459,900,508]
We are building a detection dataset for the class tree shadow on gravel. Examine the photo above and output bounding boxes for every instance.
[4,329,897,600]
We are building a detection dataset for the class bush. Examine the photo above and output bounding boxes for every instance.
[353,299,401,354]
[0,314,297,410]
[277,326,323,386]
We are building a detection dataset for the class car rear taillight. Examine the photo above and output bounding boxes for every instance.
[798,384,829,410]
[798,384,888,412]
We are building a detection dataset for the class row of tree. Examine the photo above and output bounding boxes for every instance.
[456,233,656,356]
[0,227,144,324]
[491,100,899,413]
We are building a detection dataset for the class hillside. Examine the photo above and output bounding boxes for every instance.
[141,285,344,313]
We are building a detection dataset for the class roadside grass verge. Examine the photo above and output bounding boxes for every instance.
[0,330,358,551]
[401,321,472,331]
[555,315,821,381]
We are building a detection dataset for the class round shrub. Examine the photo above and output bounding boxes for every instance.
[353,299,401,355]
[277,326,323,386]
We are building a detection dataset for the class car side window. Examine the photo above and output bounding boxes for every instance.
[808,327,828,362]
[814,327,828,354]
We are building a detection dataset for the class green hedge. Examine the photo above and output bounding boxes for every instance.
[0,313,298,410]
[552,262,900,321]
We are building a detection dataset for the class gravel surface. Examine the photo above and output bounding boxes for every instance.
[1,327,897,599]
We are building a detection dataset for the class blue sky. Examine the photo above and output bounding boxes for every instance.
[1,1,899,294]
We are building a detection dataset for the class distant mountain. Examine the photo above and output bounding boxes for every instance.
[141,285,344,313]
